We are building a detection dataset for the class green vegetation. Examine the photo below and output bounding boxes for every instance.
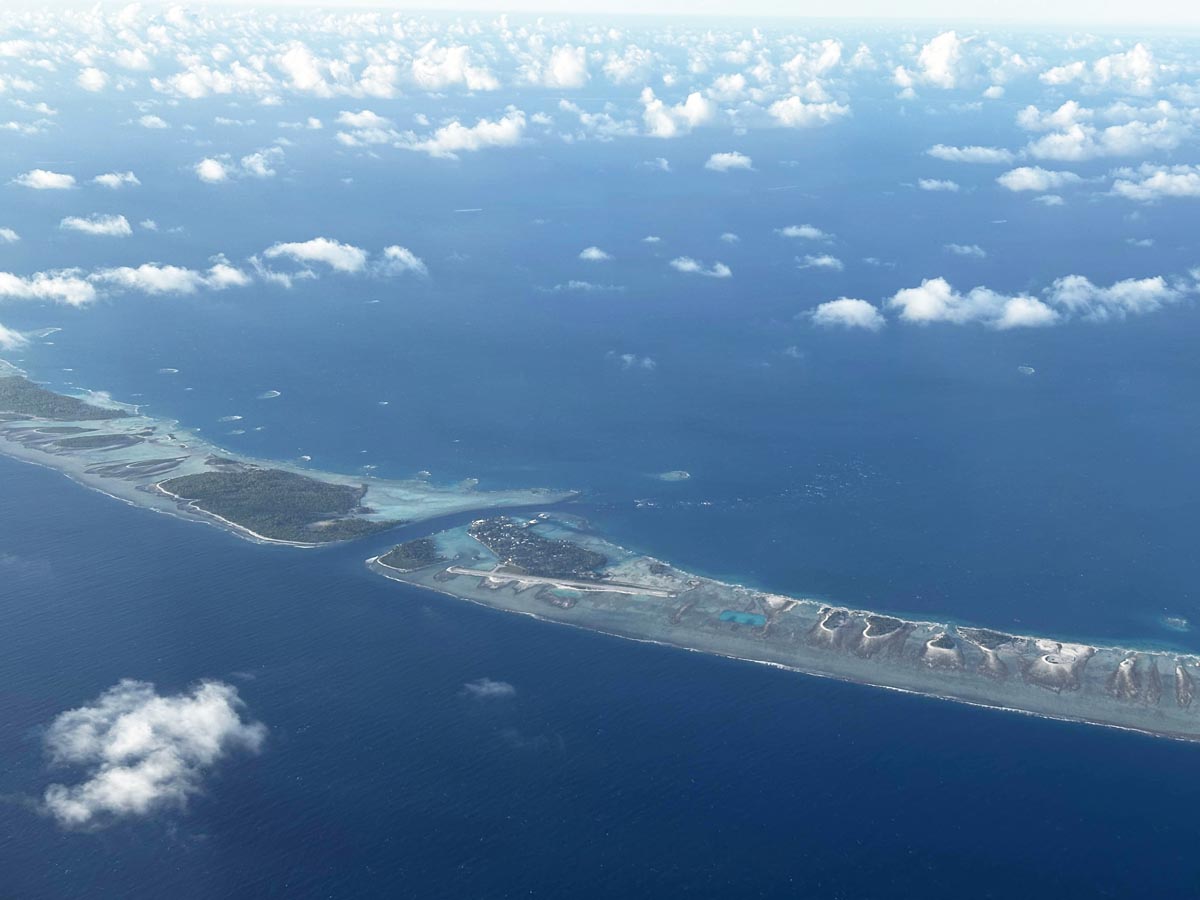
[160,466,398,543]
[379,538,446,571]
[469,517,607,579]
[54,433,143,450]
[0,376,130,421]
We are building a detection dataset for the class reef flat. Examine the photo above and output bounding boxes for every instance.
[370,514,1200,742]
[0,362,574,545]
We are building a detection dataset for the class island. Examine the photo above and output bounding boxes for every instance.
[369,514,1200,742]
[0,360,574,546]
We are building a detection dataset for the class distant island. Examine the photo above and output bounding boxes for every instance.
[6,358,1200,742]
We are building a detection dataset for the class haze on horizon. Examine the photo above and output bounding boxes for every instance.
[10,0,1200,29]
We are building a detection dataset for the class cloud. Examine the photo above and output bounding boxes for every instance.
[1016,100,1091,132]
[643,157,670,172]
[918,178,959,192]
[1110,164,1200,201]
[12,169,75,190]
[93,171,140,189]
[0,270,97,306]
[398,110,525,159]
[798,254,844,270]
[195,149,283,182]
[640,88,715,138]
[263,237,369,273]
[194,158,229,183]
[544,280,625,293]
[705,151,753,172]
[92,261,250,294]
[334,109,399,147]
[917,31,966,88]
[888,277,1058,329]
[60,214,133,237]
[540,45,589,89]
[379,245,428,276]
[0,321,28,349]
[720,232,739,243]
[138,115,168,129]
[945,243,986,258]
[579,246,611,261]
[926,144,1014,164]
[1046,274,1179,320]
[669,257,731,278]
[1039,43,1158,94]
[811,297,884,330]
[411,42,499,92]
[895,31,969,93]
[767,96,850,128]
[1025,120,1185,161]
[0,227,18,242]
[77,67,109,92]
[996,166,1081,192]
[462,678,516,700]
[777,224,830,240]
[40,679,265,829]
[613,352,657,370]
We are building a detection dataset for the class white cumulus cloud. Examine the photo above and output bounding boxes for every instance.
[263,237,369,273]
[777,224,830,240]
[669,257,731,278]
[926,144,1014,164]
[579,246,611,261]
[996,166,1081,192]
[0,270,97,306]
[811,297,884,330]
[767,96,850,128]
[888,277,1058,329]
[1110,164,1200,202]
[60,214,132,237]
[918,178,960,192]
[640,88,715,138]
[40,679,265,829]
[92,261,250,294]
[705,151,753,172]
[1046,274,1178,321]
[0,320,28,349]
[399,110,525,159]
[799,254,844,270]
[93,171,140,189]
[194,158,229,183]
[12,169,75,190]
[379,245,428,276]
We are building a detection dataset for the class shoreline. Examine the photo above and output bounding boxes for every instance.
[364,517,1200,743]
[367,556,1198,745]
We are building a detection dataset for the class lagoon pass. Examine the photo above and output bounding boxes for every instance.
[371,515,1200,742]
[5,360,1200,741]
